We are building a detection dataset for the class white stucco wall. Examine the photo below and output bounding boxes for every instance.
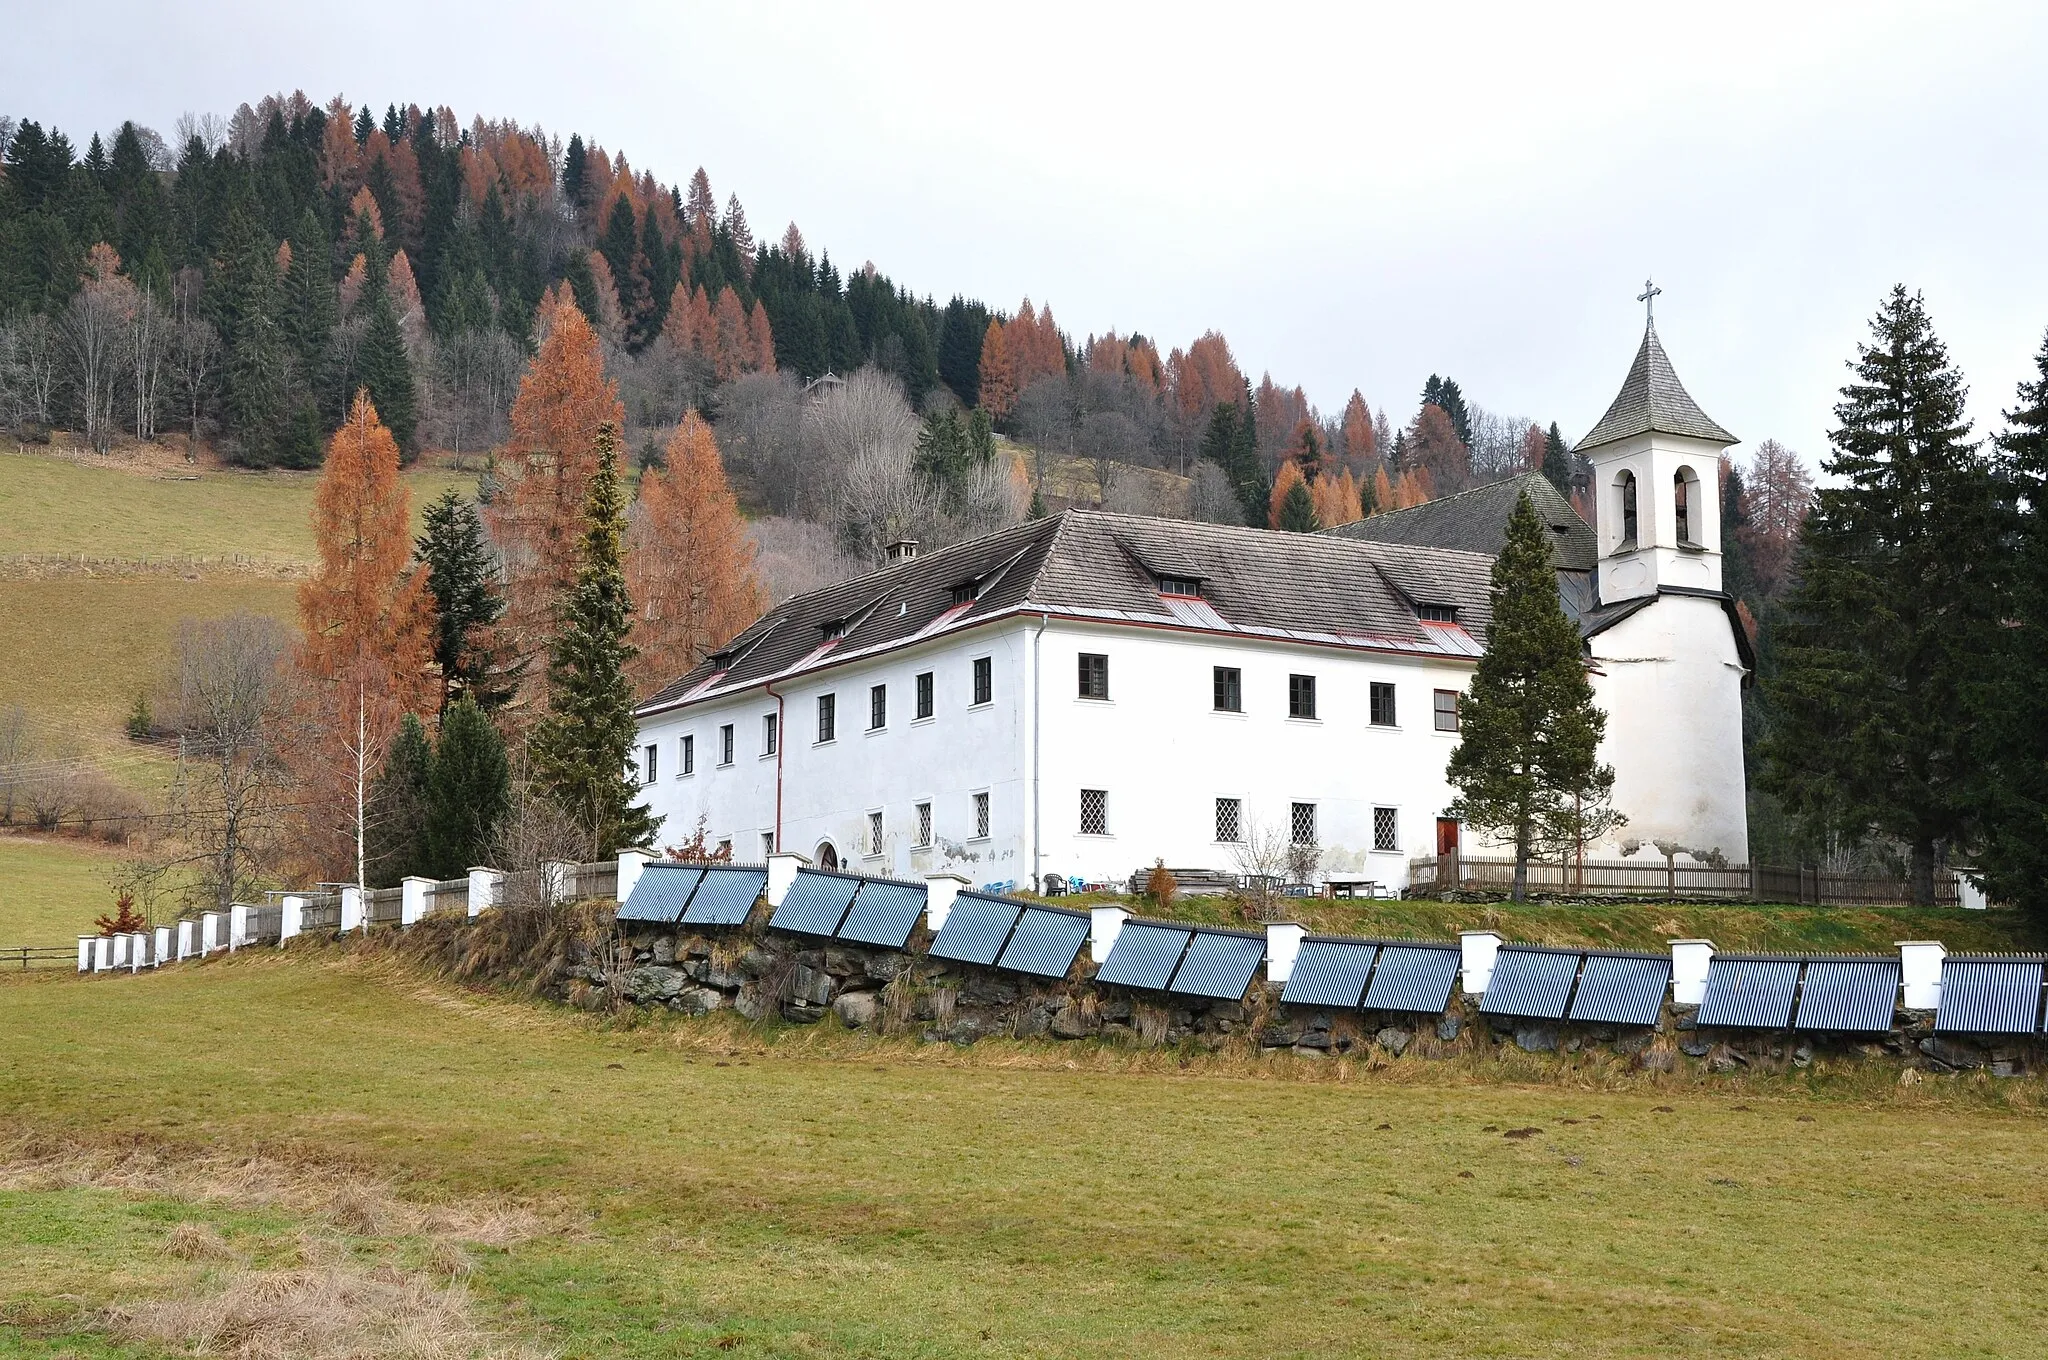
[1588,594,1750,864]
[636,621,1034,887]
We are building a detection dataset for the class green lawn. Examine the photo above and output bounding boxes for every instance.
[0,835,140,947]
[3,951,2045,1357]
[0,448,475,564]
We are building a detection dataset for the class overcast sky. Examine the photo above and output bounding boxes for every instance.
[7,1,2046,469]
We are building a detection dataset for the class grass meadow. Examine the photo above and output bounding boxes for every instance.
[2,948,2045,1358]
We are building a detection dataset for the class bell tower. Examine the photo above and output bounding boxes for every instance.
[1576,283,1737,604]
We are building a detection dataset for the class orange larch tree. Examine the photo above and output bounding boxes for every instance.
[979,320,1017,417]
[748,301,776,372]
[486,292,627,698]
[711,287,751,380]
[1268,459,1309,529]
[1312,467,1365,528]
[293,392,435,886]
[1341,391,1376,470]
[624,410,765,695]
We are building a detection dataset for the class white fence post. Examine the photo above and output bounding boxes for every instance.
[228,904,251,950]
[129,932,148,971]
[77,937,93,972]
[111,933,130,969]
[93,935,111,972]
[618,849,655,906]
[1955,871,1989,911]
[466,867,501,918]
[1088,905,1131,964]
[1897,941,1947,1011]
[400,876,433,926]
[1264,922,1307,985]
[1459,930,1503,995]
[176,919,195,961]
[764,851,808,908]
[1670,939,1716,1006]
[153,925,171,965]
[923,872,970,931]
[340,887,363,933]
[280,895,304,943]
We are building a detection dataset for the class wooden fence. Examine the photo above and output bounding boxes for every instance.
[1408,855,1962,906]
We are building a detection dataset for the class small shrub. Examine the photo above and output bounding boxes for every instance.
[126,692,154,741]
[1144,859,1177,906]
[94,889,149,937]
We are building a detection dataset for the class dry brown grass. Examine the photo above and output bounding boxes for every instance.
[0,1138,550,1248]
[3,1136,557,1358]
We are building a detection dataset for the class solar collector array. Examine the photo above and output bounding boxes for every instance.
[1794,958,1900,1033]
[1695,956,1803,1029]
[1361,943,1460,1014]
[995,907,1092,979]
[1094,921,1192,991]
[834,880,927,949]
[928,892,1023,967]
[1479,947,1581,1020]
[680,867,768,926]
[1568,952,1672,1027]
[1168,929,1266,1001]
[615,865,703,924]
[766,870,863,937]
[1280,937,1379,1009]
[1934,957,2046,1035]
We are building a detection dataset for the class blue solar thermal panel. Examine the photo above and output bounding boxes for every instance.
[834,880,928,949]
[1934,958,2045,1035]
[928,892,1023,966]
[1168,929,1266,1001]
[995,908,1092,978]
[767,870,862,937]
[1794,958,1900,1033]
[680,866,767,926]
[1479,947,1582,1020]
[615,865,703,924]
[1361,943,1460,1014]
[1095,921,1193,992]
[1280,938,1380,1009]
[1568,952,1672,1027]
[1696,956,1802,1029]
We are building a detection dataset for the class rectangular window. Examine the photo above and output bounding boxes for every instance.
[972,656,993,706]
[869,683,887,730]
[717,838,732,858]
[1078,653,1109,700]
[1213,666,1242,713]
[973,791,990,839]
[916,671,934,720]
[1369,682,1397,727]
[1289,673,1317,720]
[1080,788,1109,836]
[642,743,658,785]
[1291,801,1317,846]
[867,810,884,856]
[719,724,734,765]
[915,801,932,847]
[1373,806,1400,853]
[761,831,776,859]
[681,734,694,776]
[1434,689,1461,732]
[817,693,836,743]
[1215,796,1242,843]
[762,712,778,756]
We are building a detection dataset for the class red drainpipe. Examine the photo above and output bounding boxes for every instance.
[764,679,785,854]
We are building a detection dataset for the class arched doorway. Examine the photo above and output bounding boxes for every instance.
[816,841,839,871]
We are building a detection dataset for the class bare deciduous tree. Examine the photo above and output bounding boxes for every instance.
[1228,816,1290,922]
[169,312,219,453]
[813,366,939,561]
[2,311,60,428]
[747,515,869,602]
[163,614,293,913]
[130,292,170,442]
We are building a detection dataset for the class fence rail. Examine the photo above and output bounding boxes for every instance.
[1408,855,1962,906]
[1,944,82,970]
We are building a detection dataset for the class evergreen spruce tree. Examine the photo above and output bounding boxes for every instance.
[367,712,434,886]
[915,409,973,504]
[425,694,510,878]
[1976,327,2048,921]
[1719,456,1762,611]
[416,488,519,711]
[1761,287,2003,904]
[219,214,291,465]
[561,134,589,213]
[1540,422,1572,495]
[355,240,418,456]
[1277,478,1320,532]
[529,425,660,856]
[968,406,996,465]
[1445,493,1617,900]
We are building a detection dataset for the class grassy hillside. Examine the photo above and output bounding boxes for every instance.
[0,837,134,946]
[0,446,476,565]
[3,952,2045,1358]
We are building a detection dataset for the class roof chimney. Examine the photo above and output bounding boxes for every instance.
[884,539,919,563]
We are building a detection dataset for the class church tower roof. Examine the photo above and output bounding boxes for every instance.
[1576,321,1736,452]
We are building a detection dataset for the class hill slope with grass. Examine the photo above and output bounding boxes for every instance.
[3,950,2046,1357]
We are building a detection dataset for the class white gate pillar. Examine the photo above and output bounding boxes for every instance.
[280,895,304,942]
[467,867,502,917]
[400,876,433,926]
[339,887,363,933]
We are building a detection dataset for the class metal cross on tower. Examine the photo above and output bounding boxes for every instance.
[1638,278,1662,325]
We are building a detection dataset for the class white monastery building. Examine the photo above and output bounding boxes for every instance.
[633,317,1752,892]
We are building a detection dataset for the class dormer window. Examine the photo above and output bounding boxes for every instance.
[1156,575,1203,598]
[949,580,980,607]
[819,618,848,641]
[1417,603,1458,623]
[1618,471,1639,549]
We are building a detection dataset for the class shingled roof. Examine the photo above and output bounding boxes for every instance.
[637,511,1500,716]
[1577,322,1737,451]
[1323,472,1596,573]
